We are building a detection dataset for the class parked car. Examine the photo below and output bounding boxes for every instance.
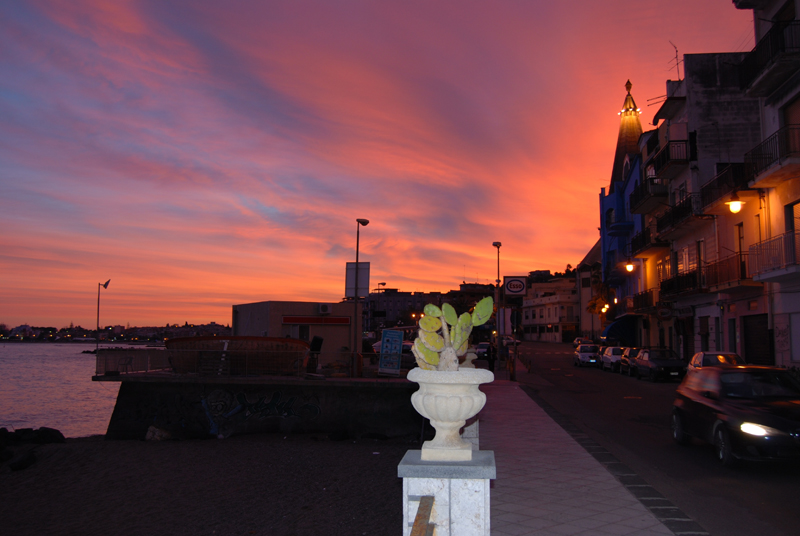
[620,347,641,376]
[573,344,600,367]
[600,346,624,372]
[573,337,593,348]
[632,348,686,382]
[501,336,520,347]
[672,365,800,466]
[475,342,491,358]
[687,352,745,375]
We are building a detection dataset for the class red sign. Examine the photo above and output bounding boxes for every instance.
[282,316,351,325]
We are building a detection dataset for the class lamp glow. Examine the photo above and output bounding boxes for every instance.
[726,192,744,214]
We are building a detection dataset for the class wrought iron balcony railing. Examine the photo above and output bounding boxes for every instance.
[703,253,751,288]
[744,125,800,178]
[748,230,800,277]
[649,141,689,180]
[656,194,703,234]
[630,226,669,256]
[660,269,703,297]
[739,21,800,91]
[700,164,752,208]
[629,177,668,213]
[632,289,657,311]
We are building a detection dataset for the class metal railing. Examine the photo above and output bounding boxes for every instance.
[704,253,750,287]
[629,177,668,212]
[650,140,689,179]
[660,269,703,296]
[745,125,800,178]
[700,164,751,208]
[632,289,657,311]
[740,21,800,90]
[97,348,317,377]
[410,496,435,536]
[748,230,800,276]
[656,194,702,234]
[630,226,669,256]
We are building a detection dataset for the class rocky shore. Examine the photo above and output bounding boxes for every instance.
[0,431,412,535]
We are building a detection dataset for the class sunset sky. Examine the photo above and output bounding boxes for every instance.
[1,1,754,329]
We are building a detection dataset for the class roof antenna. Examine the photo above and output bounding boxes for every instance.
[669,41,682,81]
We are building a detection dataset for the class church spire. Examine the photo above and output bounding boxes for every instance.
[609,80,643,192]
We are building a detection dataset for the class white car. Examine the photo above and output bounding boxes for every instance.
[573,345,599,367]
[687,351,744,374]
[601,346,624,372]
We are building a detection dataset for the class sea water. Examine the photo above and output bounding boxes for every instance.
[0,343,120,438]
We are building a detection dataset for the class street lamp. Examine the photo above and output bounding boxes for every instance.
[353,218,369,376]
[726,191,744,213]
[492,241,501,334]
[96,279,110,354]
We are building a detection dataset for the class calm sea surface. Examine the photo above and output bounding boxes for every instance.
[0,343,121,438]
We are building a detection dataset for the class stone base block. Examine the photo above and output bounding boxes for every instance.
[398,450,495,536]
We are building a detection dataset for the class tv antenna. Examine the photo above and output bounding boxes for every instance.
[669,41,682,80]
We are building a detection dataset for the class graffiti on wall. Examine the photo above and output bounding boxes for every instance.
[202,389,321,438]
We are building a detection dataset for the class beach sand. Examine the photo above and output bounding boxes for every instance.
[0,433,414,536]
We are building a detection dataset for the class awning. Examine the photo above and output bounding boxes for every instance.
[601,315,638,347]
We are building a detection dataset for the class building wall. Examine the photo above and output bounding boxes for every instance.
[232,301,360,355]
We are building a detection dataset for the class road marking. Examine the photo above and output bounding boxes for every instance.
[550,368,561,371]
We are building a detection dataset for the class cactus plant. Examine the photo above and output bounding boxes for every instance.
[411,296,494,371]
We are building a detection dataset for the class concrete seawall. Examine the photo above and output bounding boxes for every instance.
[99,375,424,440]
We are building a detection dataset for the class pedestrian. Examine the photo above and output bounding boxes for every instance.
[487,342,496,372]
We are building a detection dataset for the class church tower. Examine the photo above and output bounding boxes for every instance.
[608,80,642,193]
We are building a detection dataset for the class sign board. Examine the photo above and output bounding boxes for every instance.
[345,262,370,299]
[504,276,527,296]
[378,329,403,376]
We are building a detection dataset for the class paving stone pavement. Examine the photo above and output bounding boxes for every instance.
[479,380,682,536]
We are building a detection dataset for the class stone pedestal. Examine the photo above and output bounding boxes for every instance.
[398,450,495,536]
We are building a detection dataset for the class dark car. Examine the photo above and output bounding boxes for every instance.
[632,348,686,382]
[672,366,800,465]
[620,347,641,376]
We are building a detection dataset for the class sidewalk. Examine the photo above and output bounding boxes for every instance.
[479,359,687,536]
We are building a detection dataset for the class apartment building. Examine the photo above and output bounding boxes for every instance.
[734,0,800,365]
[521,274,578,343]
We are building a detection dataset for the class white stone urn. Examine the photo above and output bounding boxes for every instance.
[407,367,494,461]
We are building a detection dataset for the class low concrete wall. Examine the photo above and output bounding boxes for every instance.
[105,378,424,441]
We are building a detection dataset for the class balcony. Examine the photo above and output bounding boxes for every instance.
[632,289,658,312]
[656,194,707,237]
[629,177,669,214]
[704,253,760,291]
[700,164,752,214]
[744,125,800,188]
[608,217,634,237]
[649,141,689,181]
[749,230,800,282]
[739,21,800,97]
[660,269,704,298]
[630,227,670,259]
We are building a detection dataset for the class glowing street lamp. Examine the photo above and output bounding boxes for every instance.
[726,191,744,214]
[96,279,110,354]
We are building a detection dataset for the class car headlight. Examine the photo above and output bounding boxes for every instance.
[740,422,785,437]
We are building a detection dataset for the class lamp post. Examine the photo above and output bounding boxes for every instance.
[96,279,110,354]
[492,241,502,351]
[353,218,369,376]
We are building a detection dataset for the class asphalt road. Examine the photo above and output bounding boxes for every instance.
[513,341,800,536]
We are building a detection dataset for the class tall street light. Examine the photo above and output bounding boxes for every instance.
[96,279,110,354]
[492,242,502,338]
[353,218,369,376]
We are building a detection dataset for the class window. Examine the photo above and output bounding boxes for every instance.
[582,277,591,288]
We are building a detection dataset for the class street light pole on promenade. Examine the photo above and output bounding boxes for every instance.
[353,219,369,376]
[492,241,501,343]
[96,279,110,354]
